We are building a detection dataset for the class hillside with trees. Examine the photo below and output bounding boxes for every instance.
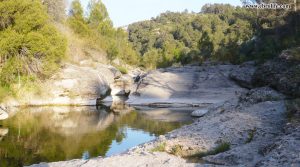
[0,0,139,101]
[67,0,139,65]
[128,3,300,69]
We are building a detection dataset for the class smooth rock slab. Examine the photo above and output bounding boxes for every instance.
[28,152,197,167]
[129,65,247,105]
[3,63,118,106]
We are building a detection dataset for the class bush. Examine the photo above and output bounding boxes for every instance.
[186,142,231,158]
[115,66,128,74]
[150,142,166,152]
[0,0,67,98]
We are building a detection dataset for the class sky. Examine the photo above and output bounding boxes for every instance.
[77,0,243,27]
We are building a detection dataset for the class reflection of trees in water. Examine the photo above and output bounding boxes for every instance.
[116,111,188,136]
[0,106,190,166]
[0,107,118,166]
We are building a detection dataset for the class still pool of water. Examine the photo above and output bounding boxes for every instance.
[0,105,194,166]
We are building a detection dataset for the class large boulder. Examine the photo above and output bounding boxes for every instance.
[252,58,300,97]
[229,61,256,89]
[14,63,118,106]
[52,64,112,98]
[110,75,133,96]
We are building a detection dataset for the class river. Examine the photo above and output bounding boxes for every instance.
[0,104,194,166]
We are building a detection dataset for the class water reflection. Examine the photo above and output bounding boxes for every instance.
[0,104,193,167]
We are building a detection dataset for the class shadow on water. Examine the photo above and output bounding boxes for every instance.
[0,102,194,167]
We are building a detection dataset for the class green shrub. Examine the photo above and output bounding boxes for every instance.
[150,142,166,152]
[170,144,184,156]
[116,66,128,74]
[0,0,67,99]
[107,44,119,62]
[186,142,231,158]
[210,142,231,155]
[245,128,256,143]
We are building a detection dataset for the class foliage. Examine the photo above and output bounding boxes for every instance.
[67,0,139,66]
[170,144,184,156]
[209,142,231,155]
[115,66,128,74]
[246,128,257,143]
[128,4,300,68]
[186,142,231,158]
[88,0,111,28]
[150,142,166,152]
[128,6,254,68]
[0,0,67,94]
[240,10,300,62]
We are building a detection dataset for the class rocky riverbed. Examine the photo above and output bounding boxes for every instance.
[5,53,300,167]
[30,89,297,167]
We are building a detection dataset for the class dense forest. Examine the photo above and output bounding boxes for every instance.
[128,2,300,68]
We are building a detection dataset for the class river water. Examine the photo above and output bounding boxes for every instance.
[0,105,194,166]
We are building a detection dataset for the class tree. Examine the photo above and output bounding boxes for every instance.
[0,0,67,86]
[67,0,90,36]
[69,0,84,20]
[198,31,214,59]
[128,2,299,67]
[143,49,161,69]
[88,0,111,27]
[66,0,139,66]
[107,43,119,62]
[201,4,234,14]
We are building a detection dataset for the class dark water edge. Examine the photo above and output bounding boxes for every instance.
[0,105,194,167]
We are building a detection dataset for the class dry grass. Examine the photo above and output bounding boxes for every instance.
[54,22,108,65]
